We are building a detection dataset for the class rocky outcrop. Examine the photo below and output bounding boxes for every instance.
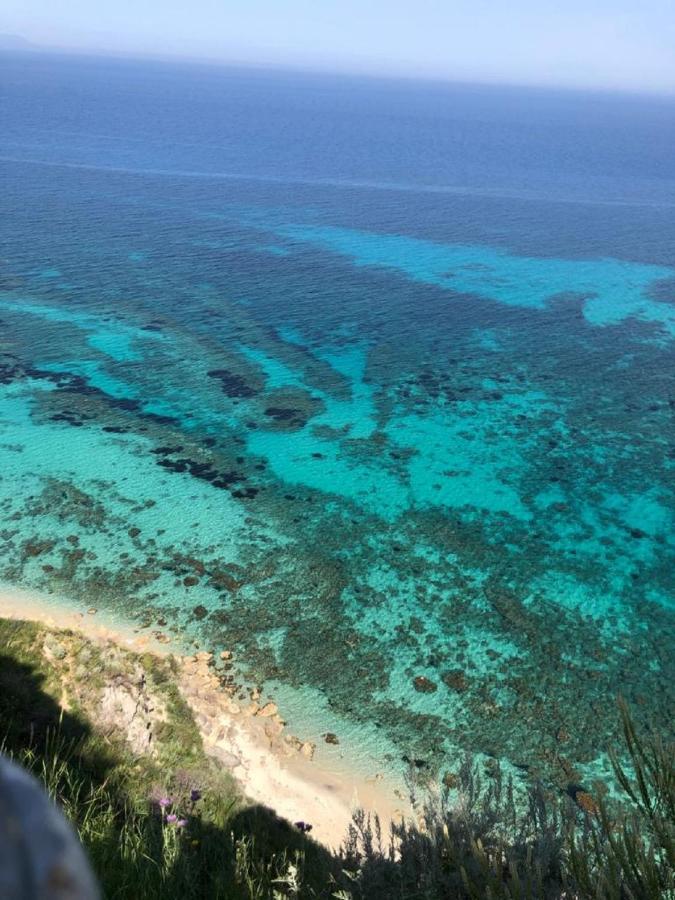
[99,671,166,755]
[40,632,169,757]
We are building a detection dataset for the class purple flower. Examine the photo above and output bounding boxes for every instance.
[159,797,172,809]
[176,819,188,828]
[166,813,178,824]
[190,789,202,803]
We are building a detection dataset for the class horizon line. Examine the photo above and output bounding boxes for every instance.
[3,35,675,101]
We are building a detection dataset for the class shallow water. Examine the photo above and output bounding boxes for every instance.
[0,52,673,789]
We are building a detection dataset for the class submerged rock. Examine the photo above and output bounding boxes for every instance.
[413,676,437,693]
[574,791,599,816]
[24,539,55,558]
[442,771,458,789]
[442,669,469,692]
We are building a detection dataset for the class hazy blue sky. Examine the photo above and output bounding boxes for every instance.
[4,0,675,94]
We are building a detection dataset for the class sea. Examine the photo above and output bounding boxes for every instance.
[1,51,673,791]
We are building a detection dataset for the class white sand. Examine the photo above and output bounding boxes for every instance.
[0,584,409,849]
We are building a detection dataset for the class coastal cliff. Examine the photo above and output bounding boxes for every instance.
[0,615,345,897]
[1,615,672,899]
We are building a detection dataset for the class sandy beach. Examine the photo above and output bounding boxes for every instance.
[0,584,409,850]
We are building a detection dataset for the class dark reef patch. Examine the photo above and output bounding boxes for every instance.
[207,368,258,399]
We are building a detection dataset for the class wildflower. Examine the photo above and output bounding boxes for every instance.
[176,819,188,828]
[159,797,172,809]
[190,789,202,803]
[166,813,178,824]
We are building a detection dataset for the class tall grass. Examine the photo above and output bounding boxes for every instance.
[336,699,674,899]
[4,731,317,899]
[568,699,675,899]
[0,617,672,898]
[6,701,673,899]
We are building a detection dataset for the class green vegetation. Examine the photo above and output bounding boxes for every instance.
[568,699,674,899]
[341,699,674,899]
[0,618,334,898]
[0,617,673,899]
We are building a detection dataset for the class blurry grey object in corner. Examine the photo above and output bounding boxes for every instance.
[0,755,100,899]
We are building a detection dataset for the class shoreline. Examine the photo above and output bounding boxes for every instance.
[0,583,410,850]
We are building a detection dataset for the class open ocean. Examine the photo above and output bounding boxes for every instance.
[1,52,673,787]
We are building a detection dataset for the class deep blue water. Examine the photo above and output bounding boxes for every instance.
[0,52,673,787]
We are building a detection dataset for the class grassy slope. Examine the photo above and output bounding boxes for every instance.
[0,617,672,899]
[0,618,338,899]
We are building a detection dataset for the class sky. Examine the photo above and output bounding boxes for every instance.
[3,0,675,94]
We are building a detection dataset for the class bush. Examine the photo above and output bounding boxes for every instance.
[1,620,672,899]
[337,700,674,899]
[568,698,674,899]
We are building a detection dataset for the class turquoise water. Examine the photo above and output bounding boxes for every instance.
[0,53,673,791]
